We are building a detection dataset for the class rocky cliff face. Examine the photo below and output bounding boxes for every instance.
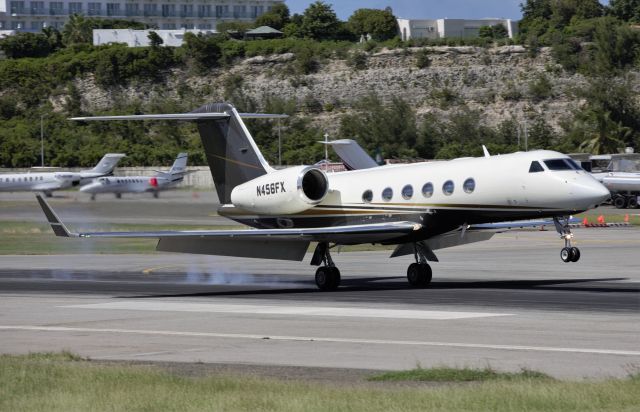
[68,45,608,132]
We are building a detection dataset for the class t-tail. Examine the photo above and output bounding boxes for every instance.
[71,103,287,204]
[168,152,189,175]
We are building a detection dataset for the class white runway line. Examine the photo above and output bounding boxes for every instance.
[1,325,639,357]
[63,301,513,320]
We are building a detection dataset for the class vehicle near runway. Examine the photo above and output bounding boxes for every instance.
[80,153,189,200]
[36,103,610,291]
[579,154,640,209]
[0,153,125,197]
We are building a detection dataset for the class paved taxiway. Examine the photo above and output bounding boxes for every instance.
[0,228,638,379]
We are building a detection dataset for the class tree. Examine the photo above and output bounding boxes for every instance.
[0,32,58,58]
[62,14,93,45]
[593,16,640,74]
[255,3,290,30]
[300,1,341,40]
[147,31,163,48]
[479,24,508,39]
[182,32,221,73]
[347,8,398,41]
[609,0,640,22]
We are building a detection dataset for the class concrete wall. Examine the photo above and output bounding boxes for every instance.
[93,29,216,47]
[397,18,518,40]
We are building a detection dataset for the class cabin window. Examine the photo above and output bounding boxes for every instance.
[362,190,373,203]
[422,182,434,198]
[463,178,475,194]
[544,159,573,171]
[382,187,393,201]
[529,161,544,172]
[401,185,413,200]
[442,180,454,196]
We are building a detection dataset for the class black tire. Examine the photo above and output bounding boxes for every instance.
[115,193,122,199]
[407,263,432,288]
[44,191,52,198]
[613,195,627,209]
[315,266,339,291]
[627,196,638,209]
[570,247,581,262]
[560,247,572,263]
[153,191,159,199]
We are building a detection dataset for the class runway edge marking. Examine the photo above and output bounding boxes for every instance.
[1,326,639,357]
[62,301,513,320]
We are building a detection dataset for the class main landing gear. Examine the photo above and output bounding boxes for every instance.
[407,243,432,288]
[311,243,341,291]
[553,216,581,263]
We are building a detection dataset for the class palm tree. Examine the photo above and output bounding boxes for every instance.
[62,14,93,45]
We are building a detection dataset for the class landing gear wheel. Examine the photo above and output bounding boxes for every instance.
[44,191,52,198]
[570,247,581,262]
[613,195,627,209]
[315,266,340,291]
[560,247,572,263]
[407,263,432,288]
[153,191,159,199]
[115,193,122,199]
[90,194,96,201]
[627,196,638,209]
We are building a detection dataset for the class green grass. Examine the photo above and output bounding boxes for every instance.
[1,353,640,412]
[369,366,554,382]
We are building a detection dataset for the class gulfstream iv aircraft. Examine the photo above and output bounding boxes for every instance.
[1,153,125,197]
[37,103,610,291]
[80,153,189,199]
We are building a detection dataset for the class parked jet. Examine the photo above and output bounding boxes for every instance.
[0,153,125,197]
[80,153,189,200]
[37,103,610,291]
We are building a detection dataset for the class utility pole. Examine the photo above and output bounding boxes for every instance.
[324,132,329,170]
[524,120,528,152]
[40,114,44,167]
[277,118,282,167]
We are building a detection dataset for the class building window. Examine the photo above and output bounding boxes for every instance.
[49,1,63,15]
[30,1,44,14]
[215,5,228,17]
[180,4,193,17]
[88,2,102,16]
[143,3,157,16]
[30,20,43,30]
[382,187,393,201]
[463,178,475,194]
[10,1,25,14]
[197,5,211,17]
[233,5,246,18]
[422,182,434,198]
[106,3,120,17]
[68,2,82,14]
[198,23,212,29]
[362,189,373,203]
[11,21,25,30]
[162,23,176,29]
[442,180,455,196]
[125,3,139,16]
[161,4,175,17]
[401,184,413,200]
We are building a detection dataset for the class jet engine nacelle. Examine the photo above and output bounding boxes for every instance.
[230,166,329,214]
[54,172,82,188]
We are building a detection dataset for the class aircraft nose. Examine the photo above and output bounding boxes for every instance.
[576,178,610,209]
[79,183,96,192]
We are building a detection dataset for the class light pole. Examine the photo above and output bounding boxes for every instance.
[40,114,44,167]
[277,118,282,167]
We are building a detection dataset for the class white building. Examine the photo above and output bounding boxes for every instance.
[397,18,518,41]
[0,0,281,32]
[93,28,215,46]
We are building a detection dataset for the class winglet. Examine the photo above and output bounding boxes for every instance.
[482,145,491,158]
[35,194,76,237]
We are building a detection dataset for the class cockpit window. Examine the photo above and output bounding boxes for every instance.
[544,159,574,171]
[529,161,544,173]
[565,159,582,170]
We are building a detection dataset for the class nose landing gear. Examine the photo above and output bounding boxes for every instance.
[554,216,581,263]
[407,243,433,287]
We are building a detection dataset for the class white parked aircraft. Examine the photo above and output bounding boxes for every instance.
[80,153,189,200]
[37,103,610,291]
[0,153,125,197]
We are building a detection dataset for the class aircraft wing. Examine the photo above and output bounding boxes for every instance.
[36,195,420,261]
[320,139,379,170]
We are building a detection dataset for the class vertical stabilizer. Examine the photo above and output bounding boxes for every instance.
[191,103,273,203]
[169,152,189,175]
[86,153,126,175]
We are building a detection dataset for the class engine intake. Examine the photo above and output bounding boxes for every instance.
[230,166,329,215]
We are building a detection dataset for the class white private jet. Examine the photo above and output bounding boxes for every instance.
[36,103,610,291]
[80,153,189,200]
[1,153,125,197]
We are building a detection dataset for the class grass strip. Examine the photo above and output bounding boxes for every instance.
[369,366,553,382]
[1,353,640,412]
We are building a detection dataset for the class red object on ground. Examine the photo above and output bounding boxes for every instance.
[597,215,605,224]
[624,214,630,223]
[149,177,158,188]
[583,217,589,226]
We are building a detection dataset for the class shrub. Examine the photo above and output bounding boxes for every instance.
[415,49,431,68]
[348,51,368,70]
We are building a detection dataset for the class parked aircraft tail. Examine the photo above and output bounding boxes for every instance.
[167,152,189,175]
[71,103,287,204]
[85,153,126,175]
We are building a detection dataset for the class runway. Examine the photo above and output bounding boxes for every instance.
[1,228,638,379]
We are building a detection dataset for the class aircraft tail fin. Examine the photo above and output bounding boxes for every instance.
[87,153,126,175]
[168,152,189,175]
